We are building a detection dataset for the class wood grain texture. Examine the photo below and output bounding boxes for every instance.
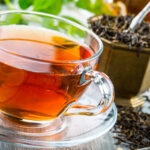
[98,40,150,98]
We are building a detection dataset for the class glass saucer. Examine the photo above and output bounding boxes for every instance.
[0,84,117,149]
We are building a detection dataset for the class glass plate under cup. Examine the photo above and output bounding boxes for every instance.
[0,83,117,149]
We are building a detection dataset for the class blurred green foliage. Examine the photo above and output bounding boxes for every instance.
[33,0,62,15]
[4,0,113,16]
[0,14,21,25]
[2,0,113,33]
[18,0,33,9]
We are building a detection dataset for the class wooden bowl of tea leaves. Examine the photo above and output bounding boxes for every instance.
[88,15,150,99]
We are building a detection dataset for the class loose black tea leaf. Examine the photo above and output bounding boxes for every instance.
[113,106,150,150]
[89,15,150,49]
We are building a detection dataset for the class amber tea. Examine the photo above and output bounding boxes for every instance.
[0,25,94,121]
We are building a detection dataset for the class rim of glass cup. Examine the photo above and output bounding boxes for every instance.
[0,10,103,64]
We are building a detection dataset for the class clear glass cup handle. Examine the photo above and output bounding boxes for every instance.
[64,71,115,116]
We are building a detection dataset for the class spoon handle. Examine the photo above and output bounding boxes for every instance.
[129,2,150,30]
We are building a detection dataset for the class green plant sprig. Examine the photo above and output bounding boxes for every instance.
[4,0,113,16]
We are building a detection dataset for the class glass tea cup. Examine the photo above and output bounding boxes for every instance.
[0,10,114,132]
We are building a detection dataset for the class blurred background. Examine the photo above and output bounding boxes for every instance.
[0,0,149,27]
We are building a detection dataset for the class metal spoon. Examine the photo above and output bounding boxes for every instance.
[126,2,150,31]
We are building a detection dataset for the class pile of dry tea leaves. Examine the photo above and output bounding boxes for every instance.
[113,106,150,150]
[89,15,150,49]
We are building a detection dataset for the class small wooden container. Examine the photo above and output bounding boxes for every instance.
[98,38,150,98]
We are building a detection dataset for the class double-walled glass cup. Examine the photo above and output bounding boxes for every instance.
[0,10,115,137]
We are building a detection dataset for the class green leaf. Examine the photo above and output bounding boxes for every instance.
[91,0,103,14]
[61,16,85,37]
[75,0,113,15]
[91,0,113,15]
[42,16,85,38]
[0,14,22,25]
[42,17,59,31]
[68,26,85,38]
[61,16,83,25]
[75,0,91,10]
[62,0,74,4]
[4,0,14,9]
[33,0,62,15]
[18,0,33,9]
[6,14,21,24]
[33,0,54,11]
